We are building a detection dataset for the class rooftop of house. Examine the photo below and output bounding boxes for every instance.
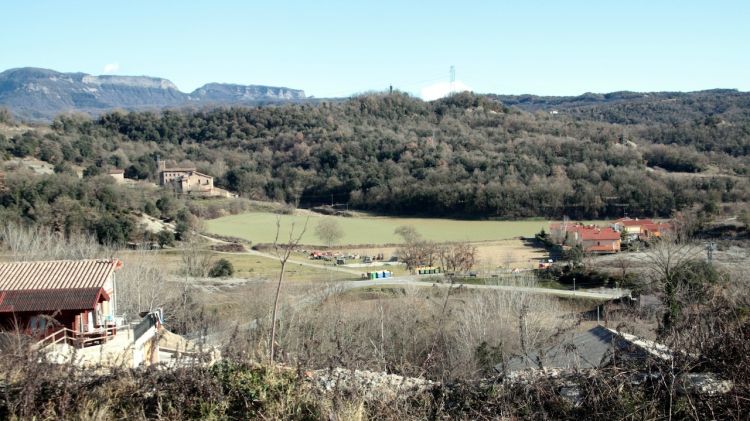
[549,222,581,232]
[615,217,655,227]
[0,287,108,313]
[108,168,124,174]
[577,226,621,241]
[0,259,122,291]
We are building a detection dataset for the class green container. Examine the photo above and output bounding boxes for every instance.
[369,272,376,280]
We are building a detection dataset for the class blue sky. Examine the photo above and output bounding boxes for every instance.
[2,1,748,98]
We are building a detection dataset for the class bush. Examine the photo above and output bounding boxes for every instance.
[209,258,234,277]
[157,229,175,248]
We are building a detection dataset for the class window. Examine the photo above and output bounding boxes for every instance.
[28,316,47,334]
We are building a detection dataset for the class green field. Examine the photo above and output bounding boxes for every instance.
[206,212,597,246]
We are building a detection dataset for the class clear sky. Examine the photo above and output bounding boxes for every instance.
[1,1,748,99]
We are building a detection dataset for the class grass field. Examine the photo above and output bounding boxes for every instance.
[206,212,599,246]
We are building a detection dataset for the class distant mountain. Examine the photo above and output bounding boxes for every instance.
[0,67,306,121]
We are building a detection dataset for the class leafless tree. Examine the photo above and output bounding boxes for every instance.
[612,253,633,281]
[0,223,109,261]
[394,225,439,271]
[116,251,168,321]
[639,234,701,332]
[438,242,477,273]
[269,215,308,364]
[180,236,213,278]
[314,217,344,248]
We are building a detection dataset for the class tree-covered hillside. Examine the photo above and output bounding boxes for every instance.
[2,91,749,222]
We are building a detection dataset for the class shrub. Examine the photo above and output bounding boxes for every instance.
[209,258,234,277]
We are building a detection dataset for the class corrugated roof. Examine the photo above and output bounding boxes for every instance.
[0,287,108,313]
[0,260,120,291]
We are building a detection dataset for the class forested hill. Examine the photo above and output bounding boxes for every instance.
[490,89,750,125]
[6,91,750,219]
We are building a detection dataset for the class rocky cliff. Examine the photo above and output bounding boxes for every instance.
[0,67,306,121]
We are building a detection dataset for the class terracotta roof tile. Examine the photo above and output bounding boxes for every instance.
[577,227,621,241]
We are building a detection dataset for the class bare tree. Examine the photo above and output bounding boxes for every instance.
[180,236,213,278]
[116,251,168,321]
[612,253,633,281]
[269,216,308,364]
[314,217,344,248]
[394,225,438,271]
[639,235,701,332]
[438,242,477,273]
[0,223,110,261]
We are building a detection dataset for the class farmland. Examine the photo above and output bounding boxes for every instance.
[205,211,602,246]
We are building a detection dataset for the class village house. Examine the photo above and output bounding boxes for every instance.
[549,222,621,253]
[0,259,121,344]
[613,217,670,241]
[158,159,215,195]
[577,226,621,253]
[549,221,580,246]
[156,159,237,198]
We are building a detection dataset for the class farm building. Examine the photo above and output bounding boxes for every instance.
[0,259,121,344]
[158,159,214,195]
[613,217,671,241]
[549,222,621,253]
[108,168,125,183]
[157,159,236,198]
[577,226,621,253]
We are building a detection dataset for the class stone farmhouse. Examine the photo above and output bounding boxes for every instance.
[157,159,235,198]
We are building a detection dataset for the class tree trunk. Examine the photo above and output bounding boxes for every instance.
[269,260,286,364]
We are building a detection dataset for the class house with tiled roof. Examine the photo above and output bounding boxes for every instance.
[577,226,621,253]
[0,259,122,343]
[549,221,621,253]
[613,217,671,241]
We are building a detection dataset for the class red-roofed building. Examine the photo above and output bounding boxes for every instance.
[0,259,122,342]
[549,221,622,253]
[613,217,670,241]
[577,226,621,253]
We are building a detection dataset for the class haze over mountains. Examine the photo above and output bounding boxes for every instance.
[0,67,307,121]
[1,67,748,124]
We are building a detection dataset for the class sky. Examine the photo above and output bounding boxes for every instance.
[1,1,748,99]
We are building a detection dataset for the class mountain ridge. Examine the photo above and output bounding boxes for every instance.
[0,67,306,121]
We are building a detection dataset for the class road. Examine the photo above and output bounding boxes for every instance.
[201,231,631,300]
[339,278,631,300]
